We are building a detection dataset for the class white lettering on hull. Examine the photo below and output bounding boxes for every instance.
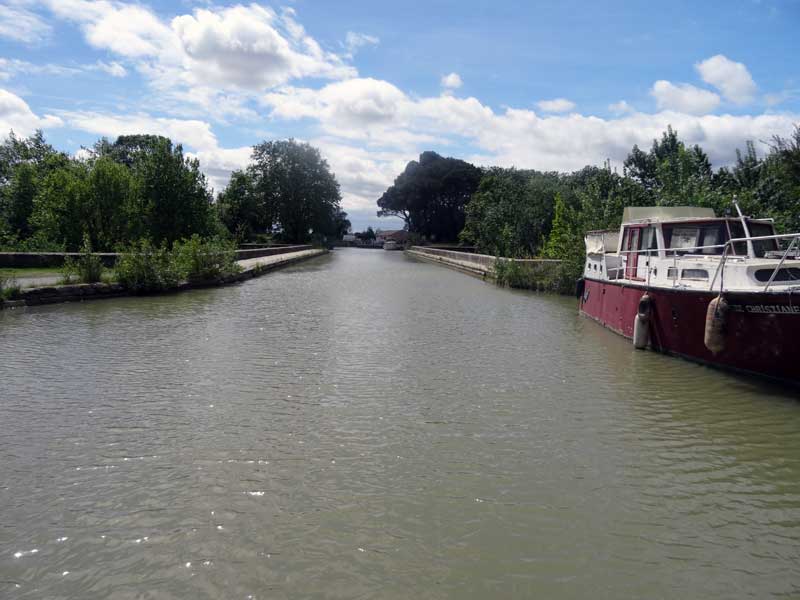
[728,304,800,315]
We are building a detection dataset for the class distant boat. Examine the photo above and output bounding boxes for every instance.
[383,240,402,251]
[578,203,800,384]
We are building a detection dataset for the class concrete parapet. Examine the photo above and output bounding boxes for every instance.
[406,246,561,278]
[1,248,327,310]
[0,252,118,268]
[0,245,312,268]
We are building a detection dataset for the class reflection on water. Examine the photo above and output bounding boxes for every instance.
[1,248,798,599]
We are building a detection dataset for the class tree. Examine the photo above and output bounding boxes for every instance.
[100,134,171,168]
[4,162,38,238]
[623,126,715,208]
[132,137,215,245]
[84,157,136,250]
[377,151,482,242]
[756,126,800,232]
[31,161,89,250]
[217,169,262,241]
[329,208,351,239]
[242,139,343,243]
[0,130,64,241]
[544,192,582,260]
[460,167,569,257]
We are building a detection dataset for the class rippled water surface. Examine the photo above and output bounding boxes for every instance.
[1,248,799,599]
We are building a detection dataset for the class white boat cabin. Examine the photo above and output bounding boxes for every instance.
[584,206,800,293]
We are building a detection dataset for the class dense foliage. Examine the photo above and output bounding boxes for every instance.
[114,236,240,292]
[377,151,482,242]
[380,126,800,293]
[217,139,347,244]
[0,132,350,252]
[114,240,182,292]
[171,235,240,282]
[61,234,105,284]
[0,132,218,251]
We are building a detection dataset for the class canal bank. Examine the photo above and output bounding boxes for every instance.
[1,248,799,599]
[405,246,565,292]
[0,247,327,309]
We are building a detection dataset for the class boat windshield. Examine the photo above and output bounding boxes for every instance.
[728,220,779,257]
[662,222,727,255]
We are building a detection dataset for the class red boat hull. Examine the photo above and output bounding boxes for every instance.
[580,278,800,384]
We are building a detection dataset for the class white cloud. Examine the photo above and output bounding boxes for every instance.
[14,4,800,220]
[58,111,218,151]
[264,78,444,147]
[0,4,52,44]
[608,100,634,115]
[187,145,253,192]
[536,98,576,113]
[172,5,354,90]
[264,79,799,180]
[311,138,411,212]
[41,0,356,115]
[0,88,62,136]
[344,31,379,57]
[0,58,80,80]
[93,61,127,78]
[441,72,463,91]
[0,58,128,81]
[650,80,720,115]
[696,54,757,105]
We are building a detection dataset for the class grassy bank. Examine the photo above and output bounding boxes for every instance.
[0,267,63,278]
[493,259,578,295]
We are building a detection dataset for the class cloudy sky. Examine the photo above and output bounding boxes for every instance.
[1,0,798,230]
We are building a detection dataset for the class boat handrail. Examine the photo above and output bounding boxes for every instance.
[595,232,800,291]
[609,232,800,258]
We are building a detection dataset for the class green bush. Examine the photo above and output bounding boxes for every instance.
[0,232,65,253]
[171,234,240,282]
[61,234,103,284]
[493,258,566,292]
[59,259,77,284]
[115,240,180,293]
[115,236,240,292]
[0,274,21,300]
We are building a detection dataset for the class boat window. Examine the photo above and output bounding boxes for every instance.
[622,227,639,251]
[729,220,747,255]
[754,268,800,283]
[665,226,698,252]
[642,226,658,252]
[667,267,678,279]
[729,220,779,257]
[681,269,709,280]
[663,223,726,255]
[749,222,779,257]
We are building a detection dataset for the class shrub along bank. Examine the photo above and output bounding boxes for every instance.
[114,235,241,293]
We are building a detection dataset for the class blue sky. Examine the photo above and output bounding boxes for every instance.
[1,0,798,231]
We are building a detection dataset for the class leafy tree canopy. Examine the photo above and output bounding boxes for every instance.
[377,151,482,242]
[218,139,345,244]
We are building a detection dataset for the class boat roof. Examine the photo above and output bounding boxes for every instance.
[622,206,716,223]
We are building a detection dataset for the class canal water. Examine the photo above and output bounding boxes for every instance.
[1,248,799,599]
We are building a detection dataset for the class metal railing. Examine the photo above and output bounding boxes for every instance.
[594,232,800,293]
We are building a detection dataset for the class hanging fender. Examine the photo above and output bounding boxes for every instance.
[633,293,652,350]
[704,296,729,355]
[575,278,585,300]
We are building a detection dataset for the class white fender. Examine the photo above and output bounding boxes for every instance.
[633,293,652,350]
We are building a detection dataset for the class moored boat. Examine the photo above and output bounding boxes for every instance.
[578,204,800,384]
[383,240,403,251]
